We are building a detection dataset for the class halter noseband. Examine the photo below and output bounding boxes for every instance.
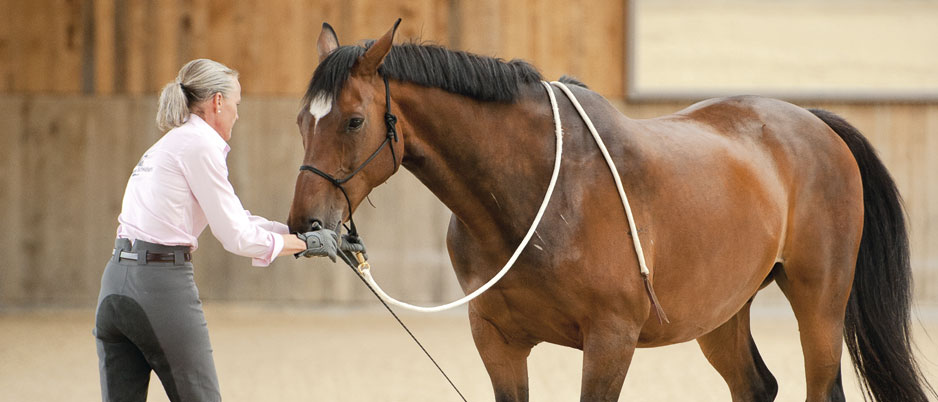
[298,75,400,236]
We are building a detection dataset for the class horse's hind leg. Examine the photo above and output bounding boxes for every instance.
[775,254,854,402]
[469,308,533,402]
[697,298,778,402]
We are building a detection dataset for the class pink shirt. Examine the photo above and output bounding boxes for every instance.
[116,114,287,266]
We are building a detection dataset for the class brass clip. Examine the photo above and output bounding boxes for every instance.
[355,252,371,274]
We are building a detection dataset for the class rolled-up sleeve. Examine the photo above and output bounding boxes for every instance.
[181,142,284,267]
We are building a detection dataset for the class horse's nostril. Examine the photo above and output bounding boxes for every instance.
[309,219,323,231]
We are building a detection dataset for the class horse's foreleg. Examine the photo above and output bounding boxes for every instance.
[469,309,533,402]
[697,298,778,401]
[579,321,640,402]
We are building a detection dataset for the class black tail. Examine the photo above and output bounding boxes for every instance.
[809,109,935,402]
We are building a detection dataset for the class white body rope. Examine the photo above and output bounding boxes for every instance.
[356,80,650,312]
[550,82,651,276]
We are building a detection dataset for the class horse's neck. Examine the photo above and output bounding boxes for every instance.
[396,83,555,244]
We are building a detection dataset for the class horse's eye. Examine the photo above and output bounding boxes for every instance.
[348,117,364,131]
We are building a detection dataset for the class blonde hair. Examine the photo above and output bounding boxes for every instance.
[156,59,239,132]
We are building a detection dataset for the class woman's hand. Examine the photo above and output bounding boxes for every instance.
[279,234,308,257]
[279,229,339,262]
[294,229,339,262]
[340,234,367,261]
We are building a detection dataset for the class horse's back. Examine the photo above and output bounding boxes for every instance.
[638,95,861,200]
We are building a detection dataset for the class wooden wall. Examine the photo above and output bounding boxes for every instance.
[0,0,624,98]
[0,0,627,307]
[1,1,935,307]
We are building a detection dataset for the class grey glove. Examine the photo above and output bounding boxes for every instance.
[340,234,368,261]
[296,229,339,262]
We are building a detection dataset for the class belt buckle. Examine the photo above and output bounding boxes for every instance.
[116,250,141,262]
[173,250,185,265]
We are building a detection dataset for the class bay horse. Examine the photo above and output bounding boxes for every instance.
[287,21,934,402]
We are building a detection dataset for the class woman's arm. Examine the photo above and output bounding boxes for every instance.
[182,140,290,266]
[279,234,306,256]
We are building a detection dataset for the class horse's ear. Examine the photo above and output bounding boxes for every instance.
[353,18,401,76]
[317,22,340,63]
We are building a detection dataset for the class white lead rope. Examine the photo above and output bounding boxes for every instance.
[356,80,656,315]
[355,81,563,312]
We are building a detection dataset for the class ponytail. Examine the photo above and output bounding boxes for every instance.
[155,59,239,132]
[156,81,189,132]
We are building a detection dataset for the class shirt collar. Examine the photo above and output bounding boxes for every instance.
[187,113,231,154]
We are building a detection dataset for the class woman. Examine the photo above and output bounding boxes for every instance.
[93,59,351,402]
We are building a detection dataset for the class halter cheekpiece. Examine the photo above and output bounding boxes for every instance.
[298,75,400,236]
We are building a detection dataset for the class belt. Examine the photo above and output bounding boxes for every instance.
[115,250,192,263]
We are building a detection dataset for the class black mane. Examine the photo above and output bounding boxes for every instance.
[302,41,543,108]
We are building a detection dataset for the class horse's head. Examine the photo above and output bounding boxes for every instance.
[288,20,403,234]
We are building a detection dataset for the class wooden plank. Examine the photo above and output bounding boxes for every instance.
[18,97,52,301]
[880,105,920,216]
[178,0,211,69]
[227,2,264,96]
[348,0,448,45]
[456,0,502,55]
[49,0,85,92]
[112,0,127,92]
[303,0,347,86]
[93,0,116,94]
[426,0,453,46]
[537,0,573,83]
[579,0,624,98]
[79,98,135,305]
[19,97,94,302]
[246,1,280,95]
[498,0,536,61]
[882,105,931,303]
[0,0,13,91]
[254,0,342,95]
[0,97,25,304]
[920,105,938,303]
[203,0,238,75]
[530,0,556,80]
[623,0,631,97]
[151,0,181,89]
[12,1,46,92]
[80,0,95,93]
[558,0,587,81]
[122,0,153,94]
[57,97,97,304]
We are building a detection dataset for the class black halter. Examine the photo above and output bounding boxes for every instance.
[298,75,400,236]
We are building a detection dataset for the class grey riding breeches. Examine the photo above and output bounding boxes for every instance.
[94,239,220,402]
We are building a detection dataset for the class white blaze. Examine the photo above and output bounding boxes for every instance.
[308,94,332,129]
